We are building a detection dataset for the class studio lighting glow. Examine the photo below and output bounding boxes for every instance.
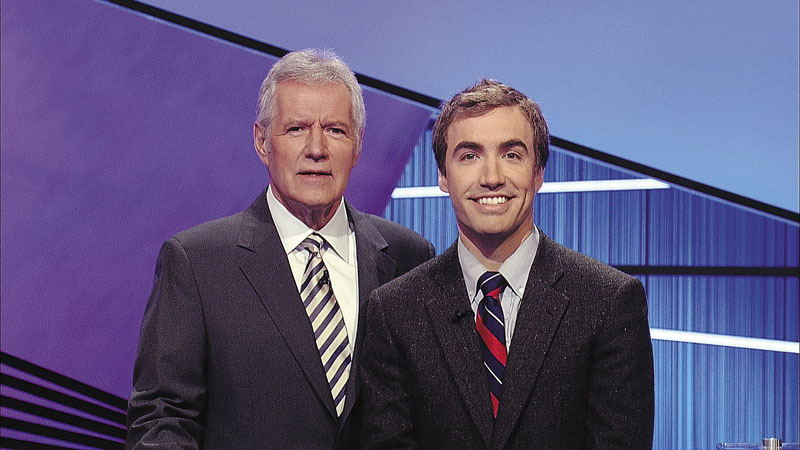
[650,328,799,354]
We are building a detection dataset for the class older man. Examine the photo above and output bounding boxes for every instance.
[126,49,434,449]
[360,80,654,449]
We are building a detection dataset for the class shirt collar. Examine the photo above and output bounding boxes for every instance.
[266,185,352,262]
[458,226,540,302]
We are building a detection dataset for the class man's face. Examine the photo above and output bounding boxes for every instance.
[254,80,359,224]
[438,106,543,248]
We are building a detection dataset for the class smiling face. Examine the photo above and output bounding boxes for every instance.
[438,106,544,252]
[254,80,359,229]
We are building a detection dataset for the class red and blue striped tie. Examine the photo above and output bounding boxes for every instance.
[475,271,508,418]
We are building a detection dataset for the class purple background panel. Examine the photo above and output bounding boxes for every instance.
[1,0,430,397]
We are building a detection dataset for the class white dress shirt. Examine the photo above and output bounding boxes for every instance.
[458,227,540,350]
[266,186,359,352]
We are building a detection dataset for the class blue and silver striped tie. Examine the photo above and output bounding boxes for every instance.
[299,233,351,416]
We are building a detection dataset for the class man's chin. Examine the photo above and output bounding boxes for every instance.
[459,219,533,246]
[283,194,342,212]
[460,225,514,243]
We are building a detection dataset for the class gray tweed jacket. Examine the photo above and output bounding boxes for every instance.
[359,231,654,450]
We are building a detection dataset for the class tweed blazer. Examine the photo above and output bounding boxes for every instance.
[360,232,654,450]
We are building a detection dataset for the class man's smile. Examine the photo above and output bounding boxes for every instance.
[474,196,511,205]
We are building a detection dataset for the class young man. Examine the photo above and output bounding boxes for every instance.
[361,79,654,450]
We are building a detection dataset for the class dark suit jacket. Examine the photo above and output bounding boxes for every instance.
[360,232,654,450]
[126,191,435,449]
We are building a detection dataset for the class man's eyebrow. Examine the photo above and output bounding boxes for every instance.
[453,141,483,152]
[283,118,311,126]
[499,139,529,152]
[322,120,351,129]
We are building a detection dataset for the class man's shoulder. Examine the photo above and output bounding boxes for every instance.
[373,248,451,296]
[358,212,429,245]
[167,208,251,253]
[539,234,638,294]
[350,209,435,269]
[165,193,266,249]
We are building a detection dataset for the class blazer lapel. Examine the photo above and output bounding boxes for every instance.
[491,234,569,450]
[234,192,338,418]
[343,204,396,421]
[424,245,494,447]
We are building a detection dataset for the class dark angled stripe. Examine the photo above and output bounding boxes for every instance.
[102,0,288,57]
[106,0,800,223]
[100,0,441,108]
[1,396,126,439]
[0,352,128,411]
[327,350,350,387]
[0,374,126,425]
[0,437,76,450]
[0,417,123,449]
[318,319,346,355]
[100,1,798,224]
[614,265,800,277]
[354,73,440,108]
[551,136,800,223]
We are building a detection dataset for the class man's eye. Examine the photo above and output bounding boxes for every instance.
[462,153,477,160]
[504,152,519,160]
[287,126,305,133]
[328,128,346,135]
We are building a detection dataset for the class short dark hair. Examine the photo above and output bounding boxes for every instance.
[433,79,549,176]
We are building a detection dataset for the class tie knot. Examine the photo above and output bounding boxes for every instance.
[478,271,507,300]
[300,233,325,255]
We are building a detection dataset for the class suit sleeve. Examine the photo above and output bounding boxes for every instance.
[425,241,435,260]
[585,277,655,450]
[126,238,207,449]
[360,289,421,450]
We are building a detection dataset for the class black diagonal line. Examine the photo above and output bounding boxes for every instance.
[1,374,125,425]
[614,265,800,277]
[0,437,77,450]
[101,0,442,108]
[550,137,799,223]
[0,352,128,411]
[99,0,800,224]
[1,395,126,439]
[0,417,124,449]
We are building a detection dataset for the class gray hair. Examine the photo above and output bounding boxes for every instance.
[256,49,365,148]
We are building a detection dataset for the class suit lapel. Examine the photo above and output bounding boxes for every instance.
[491,234,569,450]
[234,192,337,418]
[424,245,494,447]
[343,204,396,421]
[349,205,396,312]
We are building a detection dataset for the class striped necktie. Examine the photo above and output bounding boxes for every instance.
[299,233,351,416]
[475,271,508,418]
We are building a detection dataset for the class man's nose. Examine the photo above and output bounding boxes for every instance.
[480,156,504,189]
[305,125,327,161]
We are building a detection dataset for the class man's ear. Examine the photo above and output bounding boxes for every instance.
[533,167,544,193]
[253,123,269,166]
[351,130,363,168]
[438,170,449,193]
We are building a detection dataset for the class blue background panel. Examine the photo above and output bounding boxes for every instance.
[653,341,798,447]
[647,276,799,342]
